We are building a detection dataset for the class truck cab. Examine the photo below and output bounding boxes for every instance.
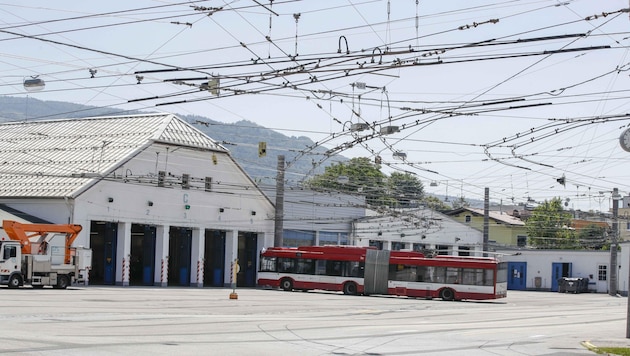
[0,240,24,288]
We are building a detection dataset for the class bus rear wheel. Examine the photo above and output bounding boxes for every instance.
[440,288,455,301]
[280,278,293,292]
[343,282,358,295]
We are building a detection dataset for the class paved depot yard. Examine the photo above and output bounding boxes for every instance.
[0,287,627,355]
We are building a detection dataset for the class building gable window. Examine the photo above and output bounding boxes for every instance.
[465,215,471,223]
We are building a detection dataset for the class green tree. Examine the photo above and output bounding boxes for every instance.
[450,196,470,209]
[305,158,425,208]
[422,195,451,211]
[305,157,388,206]
[577,224,608,250]
[526,197,577,249]
[388,172,424,207]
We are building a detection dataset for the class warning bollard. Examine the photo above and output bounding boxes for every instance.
[229,258,239,300]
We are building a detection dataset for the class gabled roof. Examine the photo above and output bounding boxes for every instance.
[0,113,226,198]
[571,219,610,230]
[445,207,525,226]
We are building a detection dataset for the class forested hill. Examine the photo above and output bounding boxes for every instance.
[0,96,338,185]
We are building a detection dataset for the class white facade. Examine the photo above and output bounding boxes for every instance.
[0,113,275,287]
[264,187,367,246]
[499,248,622,294]
[353,207,484,255]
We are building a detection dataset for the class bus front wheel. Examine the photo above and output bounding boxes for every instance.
[343,282,358,295]
[440,288,455,301]
[280,278,293,292]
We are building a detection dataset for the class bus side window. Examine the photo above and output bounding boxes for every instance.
[432,267,446,283]
[315,260,327,275]
[259,256,277,272]
[417,266,430,282]
[326,260,342,276]
[278,258,295,273]
[345,261,362,277]
[446,267,461,284]
[296,259,315,274]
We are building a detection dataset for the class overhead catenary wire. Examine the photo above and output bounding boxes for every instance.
[1,1,630,213]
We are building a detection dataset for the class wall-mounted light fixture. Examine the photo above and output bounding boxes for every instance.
[108,197,114,203]
[455,237,461,242]
[148,201,154,207]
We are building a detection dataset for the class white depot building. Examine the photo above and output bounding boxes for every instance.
[0,113,274,287]
[353,207,484,256]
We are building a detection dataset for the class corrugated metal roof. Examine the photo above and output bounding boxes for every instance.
[0,113,226,198]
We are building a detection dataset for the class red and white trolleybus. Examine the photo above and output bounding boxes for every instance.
[258,245,507,301]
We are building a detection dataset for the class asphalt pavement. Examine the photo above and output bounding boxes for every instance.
[0,286,627,355]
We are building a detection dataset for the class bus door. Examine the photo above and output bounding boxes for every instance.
[507,262,527,290]
[364,249,390,295]
[551,262,572,292]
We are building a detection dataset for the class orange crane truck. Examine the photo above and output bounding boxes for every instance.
[0,220,92,289]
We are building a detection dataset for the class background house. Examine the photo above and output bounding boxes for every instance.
[353,207,484,256]
[263,188,367,247]
[444,207,528,248]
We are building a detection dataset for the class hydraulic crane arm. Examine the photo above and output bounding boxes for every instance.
[2,220,83,264]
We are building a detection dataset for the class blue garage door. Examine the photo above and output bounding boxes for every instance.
[508,262,527,290]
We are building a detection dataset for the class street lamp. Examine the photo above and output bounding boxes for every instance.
[23,76,45,92]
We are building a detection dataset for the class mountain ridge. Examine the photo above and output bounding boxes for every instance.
[0,96,338,184]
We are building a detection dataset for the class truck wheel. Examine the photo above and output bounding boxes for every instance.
[8,274,21,289]
[55,275,70,290]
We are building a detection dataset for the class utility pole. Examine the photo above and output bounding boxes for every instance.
[274,155,285,247]
[610,188,619,296]
[483,187,489,257]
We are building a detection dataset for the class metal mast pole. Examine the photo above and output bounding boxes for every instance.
[611,188,619,296]
[483,187,489,257]
[274,155,285,247]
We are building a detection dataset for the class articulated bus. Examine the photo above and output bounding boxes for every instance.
[257,245,507,301]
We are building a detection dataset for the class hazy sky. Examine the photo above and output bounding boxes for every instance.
[1,0,630,212]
